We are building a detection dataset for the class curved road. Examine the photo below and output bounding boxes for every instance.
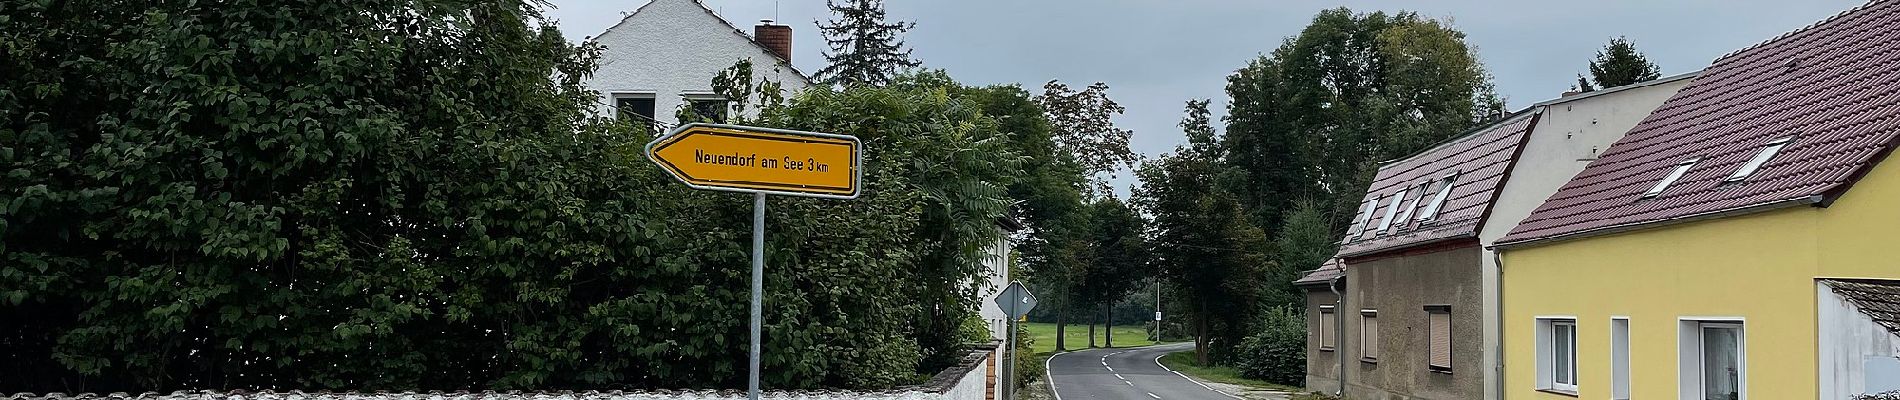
[1046,342,1239,400]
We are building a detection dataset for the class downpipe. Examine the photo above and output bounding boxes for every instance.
[1329,274,1345,397]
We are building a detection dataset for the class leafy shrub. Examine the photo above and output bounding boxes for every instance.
[1231,306,1306,386]
[1012,326,1044,388]
[961,313,996,344]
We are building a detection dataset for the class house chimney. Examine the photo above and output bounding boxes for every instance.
[755,19,792,63]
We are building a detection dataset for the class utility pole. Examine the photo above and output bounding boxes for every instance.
[1153,280,1161,343]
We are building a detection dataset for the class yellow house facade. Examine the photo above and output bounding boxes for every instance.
[1499,155,1900,399]
[1493,1,1900,399]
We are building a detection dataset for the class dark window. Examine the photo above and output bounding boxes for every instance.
[689,99,729,123]
[616,96,656,122]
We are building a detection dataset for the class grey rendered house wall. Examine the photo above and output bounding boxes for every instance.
[1341,243,1483,400]
[1304,287,1343,394]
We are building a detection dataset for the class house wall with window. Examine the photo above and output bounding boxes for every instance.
[1499,158,1900,400]
[1474,74,1694,400]
[1340,242,1484,400]
[1303,285,1345,393]
[585,0,814,128]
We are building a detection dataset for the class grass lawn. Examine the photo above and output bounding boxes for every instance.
[1020,322,1161,356]
[1156,350,1304,393]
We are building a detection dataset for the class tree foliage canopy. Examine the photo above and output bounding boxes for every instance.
[1134,101,1269,363]
[1035,81,1139,193]
[1,0,1015,391]
[1223,8,1505,233]
[815,0,921,86]
[1587,36,1662,88]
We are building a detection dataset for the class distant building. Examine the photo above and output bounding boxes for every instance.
[1296,73,1694,400]
[583,0,814,128]
[1495,1,1900,399]
[977,218,1023,341]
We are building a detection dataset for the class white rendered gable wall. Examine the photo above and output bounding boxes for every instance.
[585,0,813,126]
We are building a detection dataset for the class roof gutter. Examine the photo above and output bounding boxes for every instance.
[1491,195,1825,251]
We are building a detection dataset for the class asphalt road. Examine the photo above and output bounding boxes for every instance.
[1046,342,1239,400]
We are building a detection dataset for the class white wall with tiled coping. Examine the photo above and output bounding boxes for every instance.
[5,350,995,400]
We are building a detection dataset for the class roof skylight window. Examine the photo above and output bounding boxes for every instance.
[1393,180,1428,225]
[1377,188,1410,233]
[1643,159,1699,198]
[1726,137,1793,182]
[1347,199,1378,240]
[1417,172,1460,223]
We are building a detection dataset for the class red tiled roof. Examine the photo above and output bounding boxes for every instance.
[1497,0,1900,246]
[1294,258,1344,286]
[1338,113,1539,257]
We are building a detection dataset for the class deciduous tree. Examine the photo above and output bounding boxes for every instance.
[1036,81,1138,195]
[1223,8,1504,236]
[1135,101,1269,364]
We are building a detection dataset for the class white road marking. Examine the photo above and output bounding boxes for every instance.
[1115,373,1125,380]
[1106,366,1114,371]
[1125,381,1134,386]
[1153,352,1245,400]
[1146,392,1160,399]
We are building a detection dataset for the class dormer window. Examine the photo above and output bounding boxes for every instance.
[1377,188,1410,233]
[1644,159,1699,198]
[1726,137,1793,182]
[1417,172,1460,223]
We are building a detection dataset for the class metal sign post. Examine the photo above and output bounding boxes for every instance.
[992,281,1037,400]
[647,123,862,400]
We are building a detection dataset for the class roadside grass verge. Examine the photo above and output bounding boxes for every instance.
[1156,350,1304,393]
[1021,322,1161,356]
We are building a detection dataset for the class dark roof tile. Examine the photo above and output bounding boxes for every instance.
[1498,0,1900,245]
[1338,113,1538,257]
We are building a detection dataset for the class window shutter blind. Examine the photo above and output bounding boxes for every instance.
[1429,312,1452,368]
[1319,311,1336,348]
[1362,315,1379,358]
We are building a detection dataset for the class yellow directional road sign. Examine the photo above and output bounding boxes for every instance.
[645,123,862,199]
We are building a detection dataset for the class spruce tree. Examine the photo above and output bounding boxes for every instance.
[815,0,921,86]
[1588,36,1662,88]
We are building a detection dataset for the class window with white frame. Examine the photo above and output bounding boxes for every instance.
[1417,172,1459,223]
[1426,305,1452,372]
[1644,159,1699,198]
[1347,199,1377,240]
[1727,137,1793,182]
[1680,320,1745,400]
[1357,196,1383,240]
[1318,306,1337,351]
[613,93,658,123]
[1393,180,1427,226]
[1537,318,1579,393]
[1611,318,1631,400]
[1377,188,1409,233]
[681,93,729,123]
[1360,310,1379,361]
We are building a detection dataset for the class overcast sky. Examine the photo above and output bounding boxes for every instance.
[545,0,1860,193]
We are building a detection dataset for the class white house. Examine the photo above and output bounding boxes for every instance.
[976,218,1023,341]
[584,0,815,127]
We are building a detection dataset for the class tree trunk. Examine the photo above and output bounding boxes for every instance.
[1194,300,1210,365]
[1088,316,1096,348]
[1056,307,1067,351]
[1104,302,1113,348]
